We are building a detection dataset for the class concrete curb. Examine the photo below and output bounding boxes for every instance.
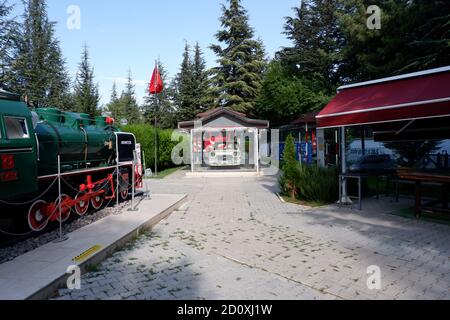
[26,194,187,300]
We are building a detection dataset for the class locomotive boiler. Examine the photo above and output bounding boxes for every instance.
[0,90,141,232]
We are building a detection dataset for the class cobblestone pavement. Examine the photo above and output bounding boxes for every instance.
[55,173,450,300]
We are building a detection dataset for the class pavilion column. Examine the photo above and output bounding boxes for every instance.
[190,130,194,173]
[316,129,325,167]
[341,126,349,203]
[361,126,366,156]
[254,129,260,173]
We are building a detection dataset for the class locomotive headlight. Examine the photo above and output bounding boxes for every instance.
[210,152,216,158]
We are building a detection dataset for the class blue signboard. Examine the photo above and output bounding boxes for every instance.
[300,143,313,165]
[279,142,313,165]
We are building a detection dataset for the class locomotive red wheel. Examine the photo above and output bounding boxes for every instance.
[28,200,49,232]
[90,194,104,210]
[74,192,89,216]
[119,173,130,201]
[55,194,71,223]
[120,188,129,201]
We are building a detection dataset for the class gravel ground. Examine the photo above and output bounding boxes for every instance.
[0,198,135,265]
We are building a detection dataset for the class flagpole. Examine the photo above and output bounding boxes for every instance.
[154,60,158,177]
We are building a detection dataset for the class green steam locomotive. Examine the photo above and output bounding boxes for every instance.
[0,90,141,232]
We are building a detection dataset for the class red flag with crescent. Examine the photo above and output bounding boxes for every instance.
[149,64,163,94]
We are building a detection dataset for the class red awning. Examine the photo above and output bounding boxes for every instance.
[316,68,450,129]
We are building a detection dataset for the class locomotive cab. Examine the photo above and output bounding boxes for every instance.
[0,91,38,201]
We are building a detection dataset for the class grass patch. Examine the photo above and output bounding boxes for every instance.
[148,166,185,179]
[86,263,101,273]
[360,176,441,199]
[388,207,450,226]
[281,195,327,208]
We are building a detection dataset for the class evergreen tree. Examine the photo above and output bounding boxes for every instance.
[384,141,441,167]
[405,1,450,71]
[73,45,100,117]
[279,0,345,92]
[106,82,122,120]
[258,0,449,126]
[44,36,71,108]
[58,90,76,112]
[258,0,342,124]
[110,81,119,103]
[279,135,300,199]
[192,42,212,114]
[209,0,267,114]
[339,0,450,81]
[120,70,142,125]
[143,62,177,129]
[173,42,212,122]
[5,0,70,107]
[173,42,195,122]
[0,0,19,91]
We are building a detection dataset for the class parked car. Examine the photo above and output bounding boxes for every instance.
[349,154,397,174]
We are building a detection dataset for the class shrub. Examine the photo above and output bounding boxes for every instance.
[122,124,185,171]
[279,135,300,199]
[279,134,339,204]
[296,165,339,204]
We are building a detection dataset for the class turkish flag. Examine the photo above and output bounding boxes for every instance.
[149,65,163,94]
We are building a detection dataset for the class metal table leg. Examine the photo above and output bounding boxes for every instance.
[443,183,449,210]
[376,176,379,200]
[415,181,422,218]
[395,178,399,203]
[358,176,362,210]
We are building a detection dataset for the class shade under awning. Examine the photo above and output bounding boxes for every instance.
[316,67,450,129]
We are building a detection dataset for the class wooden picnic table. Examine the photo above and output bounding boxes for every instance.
[397,170,450,217]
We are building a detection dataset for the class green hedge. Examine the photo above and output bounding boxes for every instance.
[122,124,187,171]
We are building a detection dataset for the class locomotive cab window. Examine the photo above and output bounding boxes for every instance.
[5,117,30,139]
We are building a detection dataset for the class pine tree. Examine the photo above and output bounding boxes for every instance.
[405,1,450,71]
[384,141,441,167]
[192,42,212,114]
[2,0,70,106]
[0,0,19,91]
[280,135,300,199]
[120,70,142,125]
[173,42,196,122]
[339,0,450,81]
[279,0,345,92]
[16,0,48,103]
[73,45,100,117]
[44,35,71,108]
[209,0,267,114]
[143,62,176,129]
[106,82,122,120]
[173,42,211,122]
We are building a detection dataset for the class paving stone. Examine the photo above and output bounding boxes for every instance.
[54,176,450,300]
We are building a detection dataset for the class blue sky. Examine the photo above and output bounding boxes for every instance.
[12,0,300,105]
